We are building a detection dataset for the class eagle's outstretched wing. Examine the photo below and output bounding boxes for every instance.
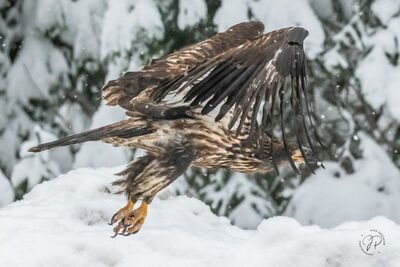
[102,21,264,109]
[150,26,323,173]
[102,22,323,173]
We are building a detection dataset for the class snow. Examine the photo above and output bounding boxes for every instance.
[354,12,400,118]
[214,0,325,59]
[286,133,400,228]
[32,0,105,60]
[1,0,106,175]
[0,170,14,207]
[372,0,400,24]
[177,0,207,30]
[200,171,276,229]
[6,36,68,104]
[0,167,399,267]
[100,0,163,78]
[308,0,334,21]
[11,126,62,189]
[323,47,349,71]
[0,102,31,171]
[338,0,358,19]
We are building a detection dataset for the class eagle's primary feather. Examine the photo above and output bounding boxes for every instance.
[29,21,323,236]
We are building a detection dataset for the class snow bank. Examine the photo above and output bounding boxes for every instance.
[0,168,399,267]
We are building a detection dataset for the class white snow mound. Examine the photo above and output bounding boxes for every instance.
[0,168,399,267]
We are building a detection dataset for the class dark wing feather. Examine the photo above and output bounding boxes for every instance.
[151,27,321,168]
[101,21,264,109]
[155,27,308,130]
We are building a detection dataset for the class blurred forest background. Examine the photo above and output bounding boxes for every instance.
[0,0,399,229]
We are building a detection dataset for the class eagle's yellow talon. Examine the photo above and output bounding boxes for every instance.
[126,218,145,235]
[110,199,135,225]
[111,221,124,238]
[110,201,148,237]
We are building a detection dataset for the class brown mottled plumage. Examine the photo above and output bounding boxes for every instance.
[29,21,322,237]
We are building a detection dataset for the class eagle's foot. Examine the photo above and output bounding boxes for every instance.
[109,199,135,225]
[110,201,148,237]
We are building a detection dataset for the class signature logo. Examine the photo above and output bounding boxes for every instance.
[359,229,386,256]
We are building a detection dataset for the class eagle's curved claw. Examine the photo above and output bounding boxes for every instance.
[111,232,118,238]
[110,199,135,225]
[108,213,118,225]
[110,201,148,237]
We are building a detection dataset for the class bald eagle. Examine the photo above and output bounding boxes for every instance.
[29,21,323,237]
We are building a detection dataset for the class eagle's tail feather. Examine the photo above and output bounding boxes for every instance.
[28,119,153,153]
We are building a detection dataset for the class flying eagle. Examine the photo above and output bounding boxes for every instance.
[29,21,323,237]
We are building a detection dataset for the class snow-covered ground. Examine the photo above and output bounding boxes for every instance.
[0,168,399,267]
